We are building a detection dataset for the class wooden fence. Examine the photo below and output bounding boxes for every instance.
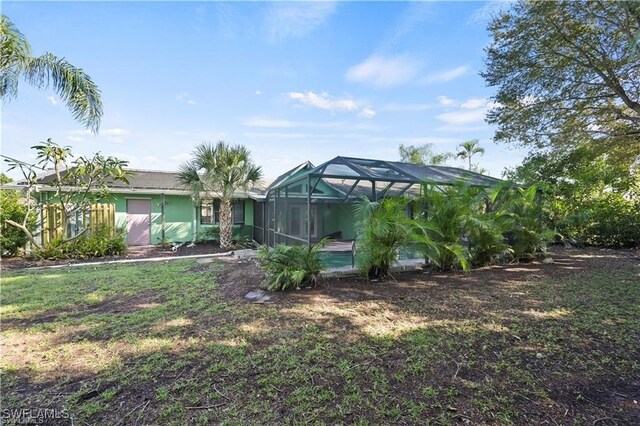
[41,203,116,245]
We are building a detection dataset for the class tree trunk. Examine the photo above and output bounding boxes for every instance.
[219,198,233,249]
[4,219,42,251]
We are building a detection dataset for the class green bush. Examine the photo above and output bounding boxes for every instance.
[234,234,253,249]
[354,197,419,278]
[196,226,220,243]
[419,184,494,270]
[34,225,127,260]
[258,240,326,291]
[560,194,640,248]
[0,189,36,257]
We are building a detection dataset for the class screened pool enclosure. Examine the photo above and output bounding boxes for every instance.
[252,156,506,249]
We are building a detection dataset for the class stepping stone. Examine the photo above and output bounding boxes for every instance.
[234,249,258,260]
[196,258,214,264]
[245,290,271,303]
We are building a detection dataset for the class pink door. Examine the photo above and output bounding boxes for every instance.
[126,199,151,246]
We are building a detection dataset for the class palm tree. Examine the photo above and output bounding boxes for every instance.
[1,15,103,132]
[177,141,262,249]
[456,139,485,171]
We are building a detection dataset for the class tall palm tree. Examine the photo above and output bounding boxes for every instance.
[456,139,485,171]
[177,141,262,249]
[1,15,103,133]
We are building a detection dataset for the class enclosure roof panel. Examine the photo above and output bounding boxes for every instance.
[300,156,507,187]
[266,161,314,191]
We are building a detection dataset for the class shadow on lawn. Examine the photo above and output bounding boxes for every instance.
[1,249,639,425]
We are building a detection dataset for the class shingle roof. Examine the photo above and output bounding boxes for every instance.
[33,168,186,191]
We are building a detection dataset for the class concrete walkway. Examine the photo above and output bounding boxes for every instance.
[12,251,236,271]
[321,258,425,277]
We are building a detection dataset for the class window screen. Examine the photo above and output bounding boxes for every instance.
[233,200,245,224]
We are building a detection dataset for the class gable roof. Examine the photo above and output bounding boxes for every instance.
[267,161,314,191]
[3,168,263,197]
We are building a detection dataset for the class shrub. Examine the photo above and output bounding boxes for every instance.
[491,185,554,259]
[234,234,253,249]
[557,194,640,248]
[0,189,36,256]
[354,197,416,278]
[34,225,127,260]
[418,184,487,270]
[196,226,220,243]
[258,240,326,291]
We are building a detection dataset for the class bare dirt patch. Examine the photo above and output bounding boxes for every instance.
[215,246,639,306]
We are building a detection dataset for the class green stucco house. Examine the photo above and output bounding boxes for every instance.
[11,156,505,248]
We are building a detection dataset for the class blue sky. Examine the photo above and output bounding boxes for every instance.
[2,1,526,181]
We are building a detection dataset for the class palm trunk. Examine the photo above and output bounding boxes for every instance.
[219,198,233,249]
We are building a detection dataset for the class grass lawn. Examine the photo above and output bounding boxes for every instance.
[1,249,639,425]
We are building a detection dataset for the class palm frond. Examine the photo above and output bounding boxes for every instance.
[25,53,103,133]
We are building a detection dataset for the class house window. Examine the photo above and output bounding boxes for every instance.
[200,201,220,225]
[201,200,243,225]
[233,200,244,224]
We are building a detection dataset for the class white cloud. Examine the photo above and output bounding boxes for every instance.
[461,98,487,109]
[242,116,370,129]
[69,129,92,136]
[435,124,491,133]
[265,2,336,43]
[288,91,358,112]
[255,90,262,96]
[346,55,421,88]
[47,96,59,106]
[437,110,486,125]
[176,92,197,105]
[357,107,376,119]
[379,102,434,112]
[421,66,469,84]
[103,128,129,137]
[102,128,131,144]
[66,129,91,142]
[436,98,497,125]
[437,96,457,106]
[68,127,131,144]
[243,117,294,128]
[169,153,192,163]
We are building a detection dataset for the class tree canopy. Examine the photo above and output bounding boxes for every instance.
[483,1,640,154]
[177,141,262,249]
[0,15,103,133]
[456,139,485,171]
[398,144,453,166]
[2,140,129,249]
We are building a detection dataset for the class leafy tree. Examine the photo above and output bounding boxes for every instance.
[1,15,103,132]
[2,139,130,250]
[177,141,262,249]
[506,144,640,247]
[399,144,453,166]
[483,1,640,154]
[456,139,485,171]
[0,174,36,256]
